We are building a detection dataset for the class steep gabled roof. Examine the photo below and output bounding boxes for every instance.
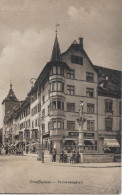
[94,65,121,98]
[2,84,19,104]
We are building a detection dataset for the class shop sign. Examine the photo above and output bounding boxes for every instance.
[69,132,79,136]
[84,133,94,137]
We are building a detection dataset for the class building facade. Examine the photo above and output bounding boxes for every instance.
[2,34,121,155]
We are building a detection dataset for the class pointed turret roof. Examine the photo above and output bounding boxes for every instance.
[51,32,61,61]
[2,83,18,104]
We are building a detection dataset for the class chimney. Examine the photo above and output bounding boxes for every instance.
[79,37,83,49]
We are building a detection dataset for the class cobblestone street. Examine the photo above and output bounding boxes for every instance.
[0,155,121,194]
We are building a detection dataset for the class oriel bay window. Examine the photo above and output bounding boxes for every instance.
[50,100,64,111]
[51,119,64,129]
[50,65,64,76]
[50,81,64,92]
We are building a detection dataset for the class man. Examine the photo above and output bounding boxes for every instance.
[52,148,57,162]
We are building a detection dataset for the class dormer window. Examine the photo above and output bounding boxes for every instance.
[105,99,113,113]
[71,55,83,65]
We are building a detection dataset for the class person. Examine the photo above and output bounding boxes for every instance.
[1,146,6,155]
[59,150,64,162]
[76,152,80,163]
[52,148,57,162]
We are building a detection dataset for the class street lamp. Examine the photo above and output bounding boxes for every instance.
[30,78,44,163]
[77,101,86,163]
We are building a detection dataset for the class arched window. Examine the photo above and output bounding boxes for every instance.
[105,99,113,113]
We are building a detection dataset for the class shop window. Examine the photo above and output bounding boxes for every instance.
[105,118,113,131]
[87,104,94,114]
[67,85,75,95]
[105,99,113,113]
[86,88,94,97]
[67,103,75,112]
[86,72,94,82]
[71,55,83,65]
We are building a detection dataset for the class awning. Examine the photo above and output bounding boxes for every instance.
[104,139,120,147]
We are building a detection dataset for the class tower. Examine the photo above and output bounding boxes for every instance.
[2,82,20,145]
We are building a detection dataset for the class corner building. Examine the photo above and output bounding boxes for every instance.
[2,33,121,156]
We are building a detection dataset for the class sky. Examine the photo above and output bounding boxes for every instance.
[0,0,122,128]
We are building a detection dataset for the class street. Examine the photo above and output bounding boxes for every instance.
[0,155,121,194]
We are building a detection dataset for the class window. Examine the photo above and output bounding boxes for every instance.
[42,109,45,118]
[71,55,83,65]
[35,119,38,127]
[52,120,64,129]
[86,88,94,97]
[34,106,37,115]
[105,118,113,131]
[67,85,75,95]
[86,72,94,82]
[42,96,45,104]
[50,66,64,76]
[67,69,75,79]
[57,121,61,129]
[38,103,41,112]
[87,104,94,114]
[48,122,50,131]
[35,131,38,139]
[67,103,75,112]
[62,102,64,110]
[52,101,56,110]
[42,124,45,133]
[51,81,64,92]
[57,101,61,109]
[32,121,34,128]
[53,121,57,129]
[67,121,75,131]
[105,99,113,113]
[48,105,50,115]
[87,120,94,131]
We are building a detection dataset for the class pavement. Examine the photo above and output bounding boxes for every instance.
[23,152,121,168]
[0,155,121,194]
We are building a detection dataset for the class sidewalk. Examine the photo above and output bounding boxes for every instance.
[24,152,121,168]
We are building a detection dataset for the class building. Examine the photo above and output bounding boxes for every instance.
[2,33,121,156]
[0,128,2,146]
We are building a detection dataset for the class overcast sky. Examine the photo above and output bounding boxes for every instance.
[0,0,122,127]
